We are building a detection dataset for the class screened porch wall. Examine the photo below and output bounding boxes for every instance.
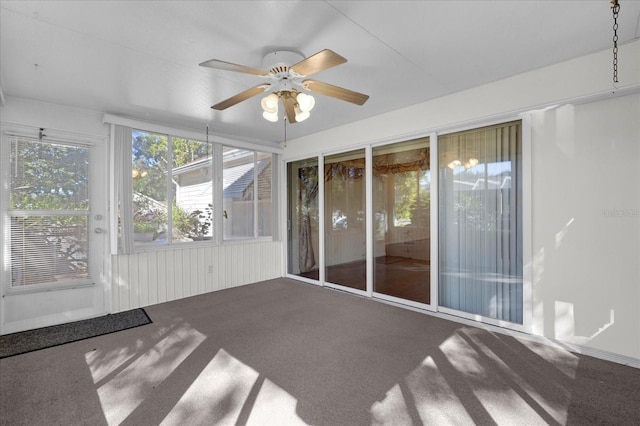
[1,97,284,322]
[110,241,282,313]
[284,41,640,362]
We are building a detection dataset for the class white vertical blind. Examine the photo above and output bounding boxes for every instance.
[438,121,523,323]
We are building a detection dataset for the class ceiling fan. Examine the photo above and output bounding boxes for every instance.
[199,49,369,123]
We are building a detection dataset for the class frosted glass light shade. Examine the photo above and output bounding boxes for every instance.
[294,105,310,122]
[296,93,315,112]
[263,111,278,122]
[261,93,279,113]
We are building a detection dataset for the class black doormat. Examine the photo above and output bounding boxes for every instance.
[0,309,152,359]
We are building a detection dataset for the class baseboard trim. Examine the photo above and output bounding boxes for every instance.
[370,295,640,369]
[547,339,640,369]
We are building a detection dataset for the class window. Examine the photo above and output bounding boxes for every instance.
[8,136,90,287]
[131,130,213,248]
[222,147,273,240]
[112,125,275,252]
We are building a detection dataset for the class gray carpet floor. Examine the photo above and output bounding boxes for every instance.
[1,278,639,425]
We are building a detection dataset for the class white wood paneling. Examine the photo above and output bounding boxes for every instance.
[110,241,282,312]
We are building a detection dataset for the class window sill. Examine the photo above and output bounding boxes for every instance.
[128,236,276,254]
[5,280,95,296]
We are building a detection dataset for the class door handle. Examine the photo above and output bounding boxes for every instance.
[94,228,104,234]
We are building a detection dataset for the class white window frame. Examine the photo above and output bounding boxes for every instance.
[104,115,282,254]
[221,147,276,241]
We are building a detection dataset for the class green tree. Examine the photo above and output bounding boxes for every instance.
[132,132,211,203]
[10,140,89,211]
[132,132,213,241]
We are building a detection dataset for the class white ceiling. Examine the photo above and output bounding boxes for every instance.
[1,1,639,146]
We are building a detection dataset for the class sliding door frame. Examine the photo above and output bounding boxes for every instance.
[283,115,532,334]
[433,116,532,333]
[368,134,437,312]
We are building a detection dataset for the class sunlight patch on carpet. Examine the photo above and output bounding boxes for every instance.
[90,324,206,425]
[161,348,307,426]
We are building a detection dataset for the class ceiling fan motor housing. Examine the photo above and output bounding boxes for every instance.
[262,51,307,94]
[262,50,305,74]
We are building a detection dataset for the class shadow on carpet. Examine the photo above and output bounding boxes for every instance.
[0,309,152,359]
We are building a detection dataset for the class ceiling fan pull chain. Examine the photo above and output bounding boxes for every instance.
[611,0,620,84]
[283,116,287,148]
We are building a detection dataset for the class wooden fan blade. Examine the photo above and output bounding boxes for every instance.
[282,92,297,123]
[290,49,347,77]
[199,59,269,76]
[303,80,369,105]
[211,85,269,110]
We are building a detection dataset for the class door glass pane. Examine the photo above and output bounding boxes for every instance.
[10,215,89,286]
[9,138,90,287]
[287,158,319,279]
[373,138,431,304]
[325,149,366,290]
[223,147,255,239]
[438,121,523,323]
[10,139,89,210]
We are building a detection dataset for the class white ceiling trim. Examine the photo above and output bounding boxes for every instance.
[103,114,284,154]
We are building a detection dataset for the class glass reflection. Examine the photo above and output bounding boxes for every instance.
[324,149,367,290]
[373,139,431,304]
[287,158,320,279]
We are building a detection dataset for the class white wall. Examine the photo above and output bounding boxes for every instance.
[0,97,109,137]
[0,98,112,333]
[284,40,640,159]
[283,41,640,361]
[531,94,639,360]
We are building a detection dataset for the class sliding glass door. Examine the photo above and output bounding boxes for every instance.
[285,119,524,328]
[324,149,366,291]
[372,138,431,304]
[438,121,523,324]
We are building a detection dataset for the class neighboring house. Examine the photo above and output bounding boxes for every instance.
[172,157,213,215]
[172,156,273,238]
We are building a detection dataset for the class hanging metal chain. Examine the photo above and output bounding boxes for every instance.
[611,0,620,84]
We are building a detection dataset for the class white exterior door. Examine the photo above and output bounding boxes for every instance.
[1,132,108,334]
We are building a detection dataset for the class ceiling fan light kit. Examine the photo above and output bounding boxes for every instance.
[296,92,315,113]
[200,49,369,124]
[260,92,279,113]
[262,110,279,123]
